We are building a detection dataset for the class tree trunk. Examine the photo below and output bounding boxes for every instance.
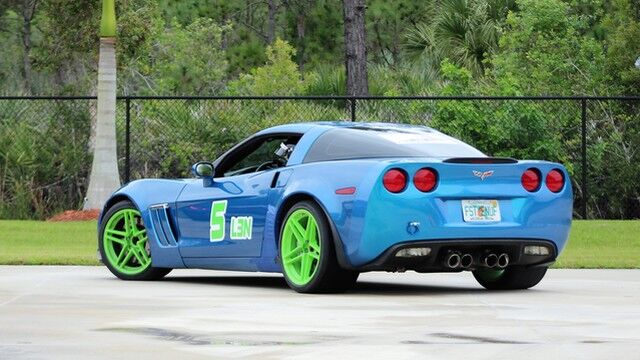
[343,0,368,96]
[296,12,306,72]
[20,0,37,95]
[267,0,278,43]
[84,37,121,210]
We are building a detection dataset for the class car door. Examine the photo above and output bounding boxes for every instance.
[175,134,300,258]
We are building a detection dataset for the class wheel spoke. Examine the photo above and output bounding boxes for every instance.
[105,234,126,245]
[284,252,303,265]
[308,240,320,253]
[116,245,132,267]
[305,218,317,243]
[300,254,313,278]
[106,229,126,238]
[122,212,131,234]
[127,212,138,235]
[131,228,146,239]
[290,219,306,242]
[136,236,148,249]
[284,245,302,260]
[131,246,149,265]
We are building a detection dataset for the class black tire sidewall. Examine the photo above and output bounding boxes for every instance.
[473,265,548,290]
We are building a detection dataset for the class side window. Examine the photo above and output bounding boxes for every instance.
[219,135,301,177]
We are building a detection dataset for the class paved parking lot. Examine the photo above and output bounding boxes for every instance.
[1,266,639,359]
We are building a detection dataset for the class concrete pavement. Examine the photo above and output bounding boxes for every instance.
[1,266,639,359]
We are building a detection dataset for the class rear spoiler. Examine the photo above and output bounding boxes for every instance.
[443,157,518,164]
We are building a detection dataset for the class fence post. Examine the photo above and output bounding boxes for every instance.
[350,98,356,122]
[125,97,131,183]
[581,98,587,219]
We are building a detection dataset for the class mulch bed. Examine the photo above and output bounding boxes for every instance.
[48,210,101,222]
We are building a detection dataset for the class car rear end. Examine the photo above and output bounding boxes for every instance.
[350,157,572,272]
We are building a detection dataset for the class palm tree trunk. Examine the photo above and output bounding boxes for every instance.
[84,0,120,209]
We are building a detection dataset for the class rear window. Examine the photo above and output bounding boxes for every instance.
[303,126,484,163]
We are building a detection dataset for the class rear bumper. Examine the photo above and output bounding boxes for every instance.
[356,238,557,272]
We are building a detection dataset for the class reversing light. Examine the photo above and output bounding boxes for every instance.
[545,169,565,193]
[395,247,431,257]
[524,245,550,256]
[413,168,438,192]
[521,168,541,192]
[383,169,407,193]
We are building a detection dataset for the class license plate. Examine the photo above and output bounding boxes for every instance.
[462,200,501,222]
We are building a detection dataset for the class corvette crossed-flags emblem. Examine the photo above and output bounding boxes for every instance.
[473,170,494,180]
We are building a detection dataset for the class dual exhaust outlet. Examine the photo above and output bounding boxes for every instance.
[444,252,509,269]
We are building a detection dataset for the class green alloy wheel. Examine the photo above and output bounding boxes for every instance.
[99,200,171,280]
[279,200,359,293]
[472,266,548,290]
[281,208,322,285]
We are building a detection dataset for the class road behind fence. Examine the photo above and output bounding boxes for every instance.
[0,95,638,220]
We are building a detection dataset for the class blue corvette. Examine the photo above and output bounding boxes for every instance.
[98,122,572,293]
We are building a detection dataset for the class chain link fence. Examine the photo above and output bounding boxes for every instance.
[1,96,639,220]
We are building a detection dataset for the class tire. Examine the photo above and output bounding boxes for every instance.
[472,265,548,290]
[99,200,171,281]
[279,200,359,293]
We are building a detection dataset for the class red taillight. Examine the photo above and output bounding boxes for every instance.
[546,169,564,192]
[521,168,541,192]
[383,169,407,193]
[413,168,438,192]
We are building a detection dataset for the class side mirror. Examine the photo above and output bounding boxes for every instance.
[192,161,214,178]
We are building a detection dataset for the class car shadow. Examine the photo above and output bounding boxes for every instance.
[161,275,483,295]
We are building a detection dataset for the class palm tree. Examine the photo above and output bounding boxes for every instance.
[84,0,120,210]
[405,0,515,76]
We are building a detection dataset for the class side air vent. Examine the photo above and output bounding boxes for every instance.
[148,204,178,247]
[443,157,518,164]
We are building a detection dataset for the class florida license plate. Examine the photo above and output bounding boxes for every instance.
[462,199,501,222]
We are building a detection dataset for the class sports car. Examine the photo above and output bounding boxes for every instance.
[98,122,572,293]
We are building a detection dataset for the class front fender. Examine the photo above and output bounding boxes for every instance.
[98,179,191,268]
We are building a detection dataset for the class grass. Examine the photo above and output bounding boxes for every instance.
[0,220,99,265]
[554,220,640,269]
[0,220,638,268]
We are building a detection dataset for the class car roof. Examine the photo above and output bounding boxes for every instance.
[255,121,435,136]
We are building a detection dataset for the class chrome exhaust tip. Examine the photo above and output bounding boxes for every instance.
[460,253,473,269]
[483,253,498,268]
[497,253,510,269]
[444,253,462,269]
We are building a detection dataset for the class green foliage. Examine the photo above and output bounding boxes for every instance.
[602,0,640,94]
[432,60,571,166]
[1,0,639,220]
[405,0,516,76]
[0,10,24,94]
[366,0,431,65]
[490,0,609,95]
[148,19,229,95]
[227,39,316,96]
[0,100,92,219]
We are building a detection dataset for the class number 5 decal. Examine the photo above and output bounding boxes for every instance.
[210,200,227,242]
